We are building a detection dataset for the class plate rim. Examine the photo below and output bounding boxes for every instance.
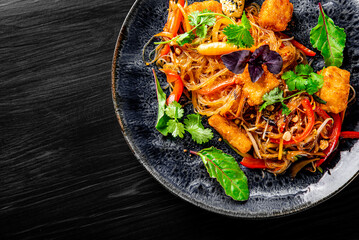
[111,0,359,218]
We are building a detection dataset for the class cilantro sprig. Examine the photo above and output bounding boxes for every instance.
[162,101,213,143]
[260,64,325,115]
[155,9,218,46]
[223,11,254,48]
[282,64,324,95]
[154,10,254,48]
[153,69,213,144]
[259,87,300,115]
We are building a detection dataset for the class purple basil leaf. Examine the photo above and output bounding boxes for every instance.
[262,50,283,74]
[249,45,270,64]
[221,50,252,74]
[248,62,264,83]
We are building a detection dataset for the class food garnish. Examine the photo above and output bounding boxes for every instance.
[281,64,324,95]
[191,147,249,201]
[221,45,283,82]
[310,3,346,67]
[153,69,213,143]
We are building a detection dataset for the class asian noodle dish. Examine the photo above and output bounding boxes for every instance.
[143,0,358,200]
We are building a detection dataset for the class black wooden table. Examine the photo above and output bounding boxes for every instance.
[1,0,358,239]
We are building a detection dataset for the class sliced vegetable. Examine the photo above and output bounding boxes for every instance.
[169,0,185,36]
[191,147,249,201]
[282,34,316,57]
[160,44,171,57]
[162,69,184,105]
[240,156,267,169]
[340,131,359,139]
[271,98,315,145]
[291,158,320,178]
[316,113,342,167]
[314,106,332,124]
[310,3,346,67]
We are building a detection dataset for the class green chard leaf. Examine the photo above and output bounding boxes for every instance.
[223,11,254,48]
[153,69,170,136]
[310,3,346,67]
[194,147,249,201]
[184,113,213,144]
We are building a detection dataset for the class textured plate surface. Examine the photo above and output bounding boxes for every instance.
[112,0,359,218]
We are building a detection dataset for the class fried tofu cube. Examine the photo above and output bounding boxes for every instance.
[208,114,252,153]
[258,0,293,32]
[317,66,350,114]
[186,1,222,16]
[242,66,280,106]
[220,0,245,18]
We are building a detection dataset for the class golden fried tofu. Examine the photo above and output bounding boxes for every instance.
[242,66,280,106]
[186,1,222,16]
[317,66,350,114]
[208,114,252,153]
[258,0,293,32]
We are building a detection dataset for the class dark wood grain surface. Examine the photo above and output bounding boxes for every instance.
[1,0,358,239]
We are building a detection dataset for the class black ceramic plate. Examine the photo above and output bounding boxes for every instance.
[112,0,359,218]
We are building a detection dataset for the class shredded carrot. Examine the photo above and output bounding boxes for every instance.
[278,138,284,160]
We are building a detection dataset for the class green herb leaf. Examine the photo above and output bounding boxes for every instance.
[309,3,346,67]
[194,147,249,201]
[184,113,213,144]
[281,64,324,95]
[167,119,185,138]
[223,11,254,48]
[260,87,301,114]
[281,102,291,116]
[295,64,313,76]
[260,87,285,111]
[188,10,217,40]
[153,69,170,136]
[165,101,184,119]
[176,31,196,46]
[196,24,208,39]
[189,9,217,27]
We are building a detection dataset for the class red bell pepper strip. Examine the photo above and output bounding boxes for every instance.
[160,44,171,57]
[161,68,181,83]
[340,131,359,139]
[162,69,184,105]
[314,106,333,124]
[316,113,342,167]
[282,34,316,57]
[271,98,315,145]
[168,0,185,36]
[240,156,267,169]
[160,0,185,57]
